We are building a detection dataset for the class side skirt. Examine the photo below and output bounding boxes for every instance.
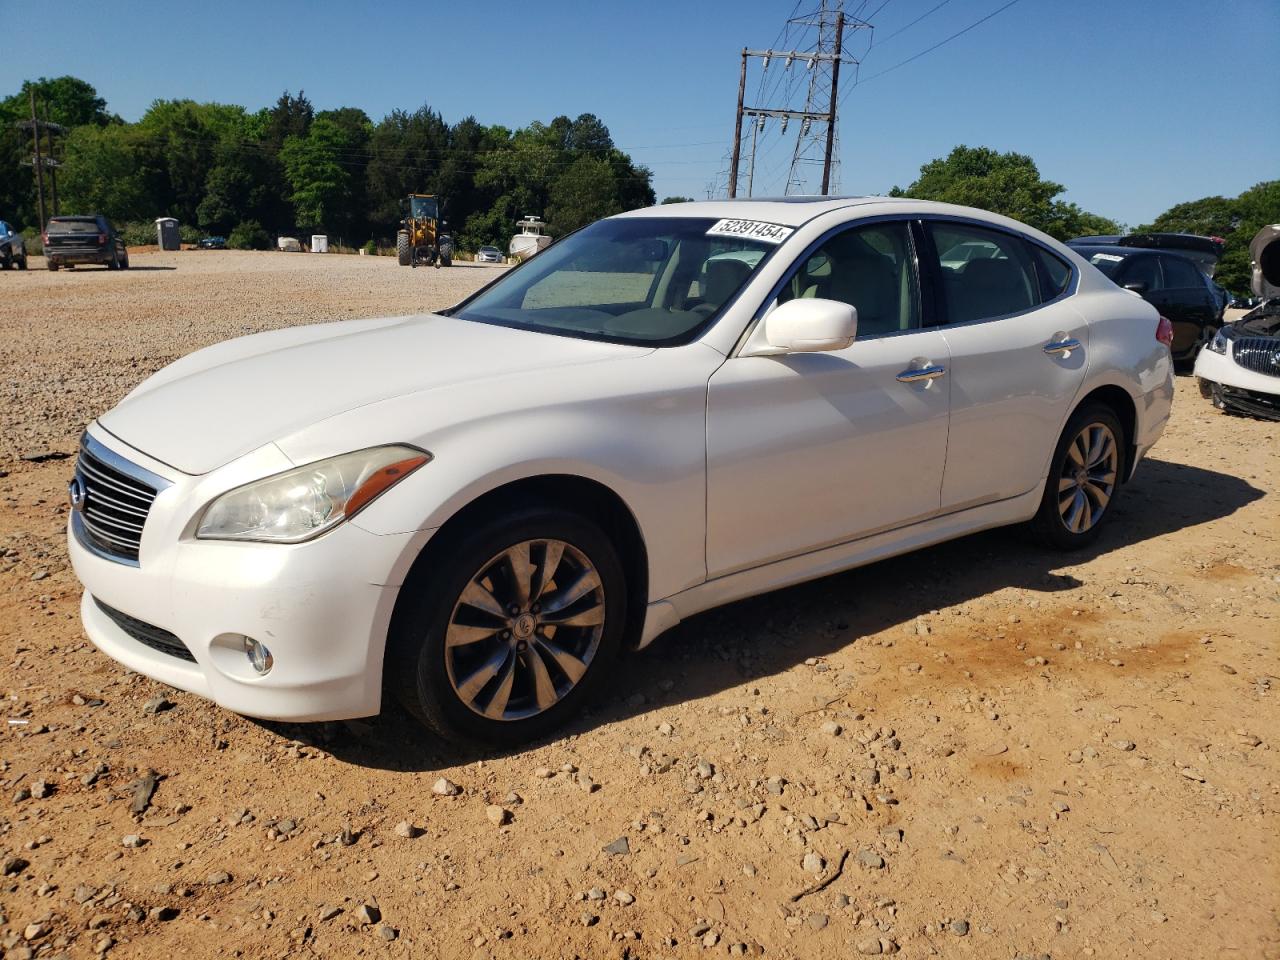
[637,485,1043,648]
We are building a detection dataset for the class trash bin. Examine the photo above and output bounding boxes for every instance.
[155,217,180,251]
[311,235,329,254]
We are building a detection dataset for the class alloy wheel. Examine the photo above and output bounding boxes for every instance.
[1057,422,1118,534]
[444,539,605,721]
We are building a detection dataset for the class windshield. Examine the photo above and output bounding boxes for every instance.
[1083,251,1126,278]
[409,196,437,220]
[452,217,777,345]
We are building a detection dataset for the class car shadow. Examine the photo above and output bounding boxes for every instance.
[265,457,1264,772]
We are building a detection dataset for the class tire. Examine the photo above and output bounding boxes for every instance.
[107,249,119,270]
[121,250,130,269]
[440,251,452,267]
[1031,403,1125,550]
[47,260,59,271]
[17,254,26,271]
[396,232,411,266]
[1,253,10,270]
[387,505,628,746]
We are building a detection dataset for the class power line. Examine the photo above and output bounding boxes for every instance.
[872,0,953,47]
[854,0,1023,86]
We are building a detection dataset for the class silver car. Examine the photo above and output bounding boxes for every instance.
[475,245,503,264]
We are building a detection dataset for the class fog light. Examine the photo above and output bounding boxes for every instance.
[243,637,273,674]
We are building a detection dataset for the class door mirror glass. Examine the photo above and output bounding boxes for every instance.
[1123,280,1149,295]
[761,298,857,354]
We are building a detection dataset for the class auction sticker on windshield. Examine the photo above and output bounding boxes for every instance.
[706,219,794,244]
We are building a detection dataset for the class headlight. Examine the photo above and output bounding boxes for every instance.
[197,445,430,543]
[1207,329,1230,355]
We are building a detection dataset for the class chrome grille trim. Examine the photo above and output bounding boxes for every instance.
[72,432,172,566]
[1233,337,1280,377]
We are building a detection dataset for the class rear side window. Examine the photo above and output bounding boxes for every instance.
[1160,255,1202,288]
[928,223,1038,324]
[1031,246,1072,300]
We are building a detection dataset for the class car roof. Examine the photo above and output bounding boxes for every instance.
[616,196,1016,228]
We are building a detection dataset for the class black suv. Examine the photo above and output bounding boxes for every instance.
[44,215,129,271]
[1069,242,1221,365]
[0,220,27,270]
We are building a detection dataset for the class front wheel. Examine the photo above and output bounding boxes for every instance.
[1031,404,1125,550]
[388,506,627,746]
[17,253,26,270]
[396,232,411,266]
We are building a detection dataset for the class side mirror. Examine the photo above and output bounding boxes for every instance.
[1123,281,1149,295]
[759,298,857,354]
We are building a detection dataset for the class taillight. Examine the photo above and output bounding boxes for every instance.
[1156,315,1174,348]
[97,233,107,245]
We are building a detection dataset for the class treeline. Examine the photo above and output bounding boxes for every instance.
[0,77,656,251]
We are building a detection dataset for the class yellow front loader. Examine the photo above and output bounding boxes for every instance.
[396,194,453,268]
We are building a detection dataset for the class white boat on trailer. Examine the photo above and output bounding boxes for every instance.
[509,216,552,261]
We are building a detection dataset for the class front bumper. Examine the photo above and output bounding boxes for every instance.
[68,429,432,721]
[1193,347,1280,420]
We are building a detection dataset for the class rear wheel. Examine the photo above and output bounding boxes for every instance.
[46,260,59,271]
[1031,404,1124,550]
[388,506,627,746]
[17,253,26,270]
[121,249,130,269]
[1,252,10,270]
[396,232,410,266]
[107,249,120,270]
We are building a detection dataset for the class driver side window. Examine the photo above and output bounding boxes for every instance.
[778,222,920,336]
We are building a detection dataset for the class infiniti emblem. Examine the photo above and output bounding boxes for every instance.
[68,477,86,512]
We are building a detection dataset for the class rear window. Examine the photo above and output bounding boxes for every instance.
[1161,255,1203,288]
[48,218,100,234]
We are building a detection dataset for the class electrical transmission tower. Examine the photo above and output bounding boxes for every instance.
[16,88,64,233]
[728,1,868,198]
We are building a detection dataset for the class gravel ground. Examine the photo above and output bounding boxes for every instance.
[0,251,505,462]
[0,251,1277,959]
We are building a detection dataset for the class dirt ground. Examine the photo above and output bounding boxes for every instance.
[1,251,1277,960]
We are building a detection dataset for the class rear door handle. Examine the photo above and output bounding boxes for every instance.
[1043,337,1082,356]
[896,364,947,383]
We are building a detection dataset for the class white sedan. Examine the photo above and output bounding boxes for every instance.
[68,198,1174,744]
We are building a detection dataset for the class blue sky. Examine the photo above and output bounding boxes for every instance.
[5,0,1277,226]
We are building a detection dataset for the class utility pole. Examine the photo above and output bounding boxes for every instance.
[726,3,868,198]
[820,11,845,196]
[26,89,46,234]
[728,49,747,198]
[16,88,64,233]
[747,116,761,197]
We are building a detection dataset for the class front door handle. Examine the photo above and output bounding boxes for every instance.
[896,363,947,383]
[1043,336,1082,356]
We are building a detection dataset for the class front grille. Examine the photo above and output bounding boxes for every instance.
[1234,337,1280,377]
[94,598,195,662]
[75,438,158,563]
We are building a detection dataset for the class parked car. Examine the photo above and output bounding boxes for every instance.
[1068,243,1220,364]
[44,215,129,271]
[1072,232,1225,278]
[475,245,503,263]
[68,198,1173,744]
[1194,224,1280,420]
[0,220,28,270]
[198,236,227,250]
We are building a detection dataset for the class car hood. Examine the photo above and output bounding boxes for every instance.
[1250,224,1280,299]
[99,314,651,474]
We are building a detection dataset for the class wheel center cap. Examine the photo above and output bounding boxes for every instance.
[512,614,537,640]
[1074,467,1088,486]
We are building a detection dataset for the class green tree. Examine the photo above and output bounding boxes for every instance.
[59,123,151,221]
[890,145,1114,241]
[280,117,363,233]
[547,155,621,235]
[661,196,695,205]
[1143,180,1280,293]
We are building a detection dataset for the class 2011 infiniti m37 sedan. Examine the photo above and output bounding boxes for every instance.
[68,198,1174,744]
